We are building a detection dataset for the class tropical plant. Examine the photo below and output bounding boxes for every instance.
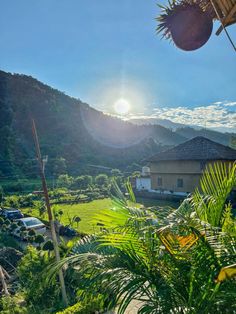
[17,246,63,313]
[53,162,236,314]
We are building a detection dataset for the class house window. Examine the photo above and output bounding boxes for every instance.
[157,177,162,186]
[200,161,206,170]
[177,178,183,188]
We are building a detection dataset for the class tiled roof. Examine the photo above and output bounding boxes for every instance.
[148,137,236,162]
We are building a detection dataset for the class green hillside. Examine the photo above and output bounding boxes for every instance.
[0,70,186,178]
[1,70,233,179]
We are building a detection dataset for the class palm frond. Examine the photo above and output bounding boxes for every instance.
[192,162,236,227]
[46,164,236,313]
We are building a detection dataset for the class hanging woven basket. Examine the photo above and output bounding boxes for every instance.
[157,2,214,51]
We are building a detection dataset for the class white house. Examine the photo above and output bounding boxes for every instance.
[135,166,151,191]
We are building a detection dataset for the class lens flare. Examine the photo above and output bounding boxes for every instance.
[114,98,130,115]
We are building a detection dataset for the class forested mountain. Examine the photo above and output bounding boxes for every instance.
[0,70,233,178]
[0,70,184,177]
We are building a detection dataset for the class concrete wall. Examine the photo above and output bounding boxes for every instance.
[136,177,151,191]
[151,172,201,193]
[149,160,235,193]
[150,160,203,174]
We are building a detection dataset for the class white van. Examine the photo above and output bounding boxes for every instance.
[15,217,46,237]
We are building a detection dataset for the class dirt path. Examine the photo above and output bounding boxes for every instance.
[105,300,143,314]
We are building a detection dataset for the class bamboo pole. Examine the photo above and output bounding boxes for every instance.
[31,118,68,306]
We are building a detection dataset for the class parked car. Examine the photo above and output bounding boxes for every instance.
[14,217,46,239]
[0,208,24,220]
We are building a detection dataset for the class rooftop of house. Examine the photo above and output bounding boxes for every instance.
[147,136,236,162]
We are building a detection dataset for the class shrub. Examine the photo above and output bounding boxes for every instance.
[73,175,93,190]
[0,295,28,314]
[42,240,54,252]
[56,302,82,314]
[34,234,45,248]
[27,229,36,243]
[0,233,22,250]
[4,195,20,208]
[18,195,34,207]
[57,175,73,188]
[9,222,18,232]
[5,219,11,226]
[28,229,36,237]
[111,168,122,177]
[56,294,107,314]
[95,174,109,187]
[20,230,28,241]
[17,246,62,312]
[1,224,7,232]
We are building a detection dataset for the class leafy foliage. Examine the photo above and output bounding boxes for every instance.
[0,295,28,314]
[192,162,236,228]
[55,162,236,314]
[17,246,63,312]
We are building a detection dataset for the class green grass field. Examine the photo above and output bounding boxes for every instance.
[23,198,115,234]
[53,198,115,234]
[22,197,178,234]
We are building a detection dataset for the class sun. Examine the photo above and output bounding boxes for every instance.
[114,98,130,115]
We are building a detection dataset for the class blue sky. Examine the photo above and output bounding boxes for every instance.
[0,0,236,131]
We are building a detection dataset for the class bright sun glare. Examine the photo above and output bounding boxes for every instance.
[114,98,130,115]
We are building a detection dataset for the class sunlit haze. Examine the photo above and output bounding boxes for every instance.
[0,1,235,132]
[114,98,130,115]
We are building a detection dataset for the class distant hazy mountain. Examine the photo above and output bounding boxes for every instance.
[129,117,188,130]
[130,118,234,147]
[0,70,233,177]
[175,127,234,146]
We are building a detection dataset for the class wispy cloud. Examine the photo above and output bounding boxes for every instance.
[125,101,236,133]
[223,101,236,107]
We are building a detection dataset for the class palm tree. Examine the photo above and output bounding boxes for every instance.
[53,163,236,314]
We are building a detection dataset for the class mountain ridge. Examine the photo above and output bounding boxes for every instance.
[129,118,234,146]
[0,70,234,177]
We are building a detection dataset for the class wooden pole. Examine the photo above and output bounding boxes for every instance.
[31,118,68,306]
[210,0,236,51]
[0,266,9,296]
